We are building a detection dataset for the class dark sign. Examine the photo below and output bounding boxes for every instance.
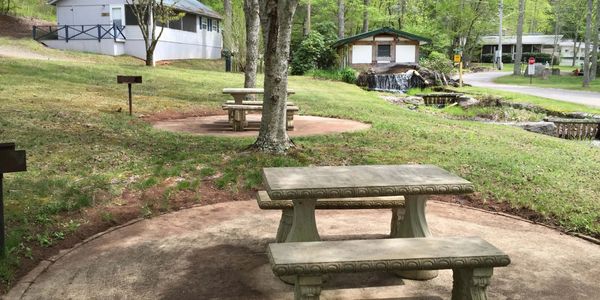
[117,75,142,84]
[0,143,26,173]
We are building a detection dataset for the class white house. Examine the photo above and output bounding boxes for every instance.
[559,40,593,67]
[35,0,223,61]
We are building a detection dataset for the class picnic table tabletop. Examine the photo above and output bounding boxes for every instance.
[222,88,296,95]
[262,164,474,200]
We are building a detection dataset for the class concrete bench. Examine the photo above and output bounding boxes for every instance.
[222,104,299,131]
[268,237,511,300]
[257,191,405,243]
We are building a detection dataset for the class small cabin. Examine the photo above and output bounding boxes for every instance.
[36,0,223,62]
[332,27,431,69]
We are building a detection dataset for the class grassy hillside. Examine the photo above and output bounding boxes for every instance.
[11,0,55,21]
[0,39,599,287]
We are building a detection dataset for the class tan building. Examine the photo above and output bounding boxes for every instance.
[332,27,431,70]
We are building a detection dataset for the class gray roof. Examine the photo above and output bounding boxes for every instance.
[48,0,222,19]
[479,35,563,46]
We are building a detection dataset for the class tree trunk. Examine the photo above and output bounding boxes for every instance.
[513,0,526,75]
[362,0,369,33]
[303,0,311,36]
[253,0,299,154]
[583,0,592,87]
[244,0,260,89]
[338,0,345,38]
[224,0,233,50]
[145,50,154,66]
[397,0,406,30]
[573,36,578,67]
[550,0,561,67]
[590,0,599,80]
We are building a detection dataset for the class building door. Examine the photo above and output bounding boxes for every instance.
[111,6,123,27]
[57,6,74,26]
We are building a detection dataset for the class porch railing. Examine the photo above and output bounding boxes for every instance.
[32,24,126,42]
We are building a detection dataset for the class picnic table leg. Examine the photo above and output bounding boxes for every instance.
[280,198,320,284]
[231,94,247,127]
[393,195,438,280]
[275,208,293,243]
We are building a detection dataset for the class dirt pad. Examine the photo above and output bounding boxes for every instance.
[152,114,372,137]
[0,15,54,38]
[10,201,600,300]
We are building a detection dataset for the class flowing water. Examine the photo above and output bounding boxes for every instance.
[365,70,426,93]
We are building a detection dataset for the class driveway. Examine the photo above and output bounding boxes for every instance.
[462,71,600,108]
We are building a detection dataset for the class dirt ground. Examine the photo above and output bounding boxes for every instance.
[152,114,372,137]
[0,15,54,38]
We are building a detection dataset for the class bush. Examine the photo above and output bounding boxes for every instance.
[306,67,357,84]
[420,51,454,75]
[291,32,326,75]
[340,67,357,84]
[291,23,338,75]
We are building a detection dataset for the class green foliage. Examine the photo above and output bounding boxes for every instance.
[306,67,356,84]
[291,31,327,75]
[421,51,454,76]
[2,0,55,21]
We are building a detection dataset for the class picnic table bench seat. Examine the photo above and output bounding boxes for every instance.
[222,104,299,131]
[268,237,511,300]
[224,100,295,106]
[257,191,405,243]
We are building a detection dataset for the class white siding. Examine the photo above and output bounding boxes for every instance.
[47,0,223,60]
[352,45,372,64]
[395,45,416,63]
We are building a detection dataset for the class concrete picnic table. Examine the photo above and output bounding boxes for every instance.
[262,164,474,280]
[222,88,296,104]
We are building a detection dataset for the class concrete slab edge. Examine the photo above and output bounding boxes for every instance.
[4,200,598,300]
[2,217,146,300]
[434,200,600,245]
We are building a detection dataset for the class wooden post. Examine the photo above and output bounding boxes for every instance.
[98,25,102,42]
[32,26,37,40]
[128,83,132,116]
[0,143,27,257]
[65,26,69,43]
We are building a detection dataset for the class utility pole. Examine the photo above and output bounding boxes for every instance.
[497,0,504,70]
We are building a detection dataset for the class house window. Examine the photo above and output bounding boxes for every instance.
[125,5,147,26]
[201,17,207,30]
[377,44,391,58]
[182,13,196,32]
[207,18,213,32]
[169,18,182,30]
[212,20,218,32]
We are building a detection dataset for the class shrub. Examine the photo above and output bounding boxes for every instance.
[305,67,356,84]
[421,51,454,75]
[291,32,326,75]
[340,67,357,84]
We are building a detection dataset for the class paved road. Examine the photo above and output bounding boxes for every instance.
[462,71,600,108]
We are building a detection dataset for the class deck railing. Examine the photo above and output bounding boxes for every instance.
[548,118,600,140]
[32,24,126,42]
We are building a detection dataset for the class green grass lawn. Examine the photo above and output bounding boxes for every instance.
[494,74,600,93]
[1,39,599,286]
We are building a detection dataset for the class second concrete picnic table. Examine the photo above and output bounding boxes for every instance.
[262,164,474,280]
[222,88,297,131]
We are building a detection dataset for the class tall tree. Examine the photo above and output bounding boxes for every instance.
[243,0,260,89]
[253,0,300,153]
[362,0,369,32]
[126,0,182,66]
[550,0,561,66]
[224,0,233,50]
[513,0,526,75]
[583,0,592,87]
[303,0,311,36]
[397,0,407,30]
[338,0,345,38]
[590,0,599,80]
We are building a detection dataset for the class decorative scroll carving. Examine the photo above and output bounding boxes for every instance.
[294,276,322,300]
[268,253,510,276]
[266,184,474,200]
[452,268,493,300]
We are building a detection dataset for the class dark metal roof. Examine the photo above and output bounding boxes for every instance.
[332,27,431,48]
[48,0,222,19]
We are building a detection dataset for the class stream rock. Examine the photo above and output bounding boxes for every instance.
[518,122,557,136]
[457,96,480,108]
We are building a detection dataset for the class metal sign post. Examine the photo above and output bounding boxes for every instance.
[117,76,143,116]
[0,143,27,256]
[528,57,536,84]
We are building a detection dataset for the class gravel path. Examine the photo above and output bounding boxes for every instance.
[463,71,600,108]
